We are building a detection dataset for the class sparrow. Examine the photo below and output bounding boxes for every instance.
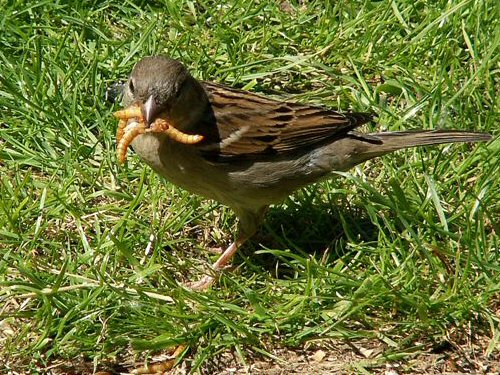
[119,55,491,290]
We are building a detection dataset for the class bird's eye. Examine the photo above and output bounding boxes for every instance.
[129,79,135,94]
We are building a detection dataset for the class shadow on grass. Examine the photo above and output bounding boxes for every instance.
[240,193,379,279]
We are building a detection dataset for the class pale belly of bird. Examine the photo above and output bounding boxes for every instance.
[131,133,333,210]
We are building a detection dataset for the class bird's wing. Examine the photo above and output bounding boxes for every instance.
[197,82,374,160]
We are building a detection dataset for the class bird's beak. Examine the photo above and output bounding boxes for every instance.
[142,95,159,126]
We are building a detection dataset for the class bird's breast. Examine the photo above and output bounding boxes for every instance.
[129,133,338,210]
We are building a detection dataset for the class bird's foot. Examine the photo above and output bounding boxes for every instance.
[184,275,216,291]
[205,246,224,254]
[183,238,246,291]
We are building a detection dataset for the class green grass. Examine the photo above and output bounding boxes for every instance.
[1,0,499,373]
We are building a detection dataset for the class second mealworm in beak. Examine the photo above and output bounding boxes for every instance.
[152,119,204,144]
[116,121,146,164]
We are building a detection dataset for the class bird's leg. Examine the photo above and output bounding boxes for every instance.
[186,206,268,291]
[187,236,249,291]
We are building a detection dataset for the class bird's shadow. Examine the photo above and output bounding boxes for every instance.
[239,190,379,279]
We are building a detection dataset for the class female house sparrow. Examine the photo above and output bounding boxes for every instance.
[120,56,491,290]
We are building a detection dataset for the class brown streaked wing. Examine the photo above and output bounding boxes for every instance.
[199,81,374,158]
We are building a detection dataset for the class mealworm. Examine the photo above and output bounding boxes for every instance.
[115,105,143,144]
[162,126,204,144]
[150,118,204,144]
[116,119,127,144]
[114,104,204,164]
[116,121,146,164]
[113,105,143,120]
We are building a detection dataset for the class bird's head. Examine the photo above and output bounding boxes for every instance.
[123,56,207,129]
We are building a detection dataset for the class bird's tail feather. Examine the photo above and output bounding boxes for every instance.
[370,130,490,150]
[344,130,491,166]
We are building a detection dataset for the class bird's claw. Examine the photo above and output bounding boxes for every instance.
[184,275,216,291]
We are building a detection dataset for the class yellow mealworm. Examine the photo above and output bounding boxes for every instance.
[150,118,204,144]
[113,105,143,120]
[116,121,146,164]
[116,119,127,144]
[115,105,143,145]
[114,104,204,164]
[162,126,204,144]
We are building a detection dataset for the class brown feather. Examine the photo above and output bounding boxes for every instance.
[197,82,374,159]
